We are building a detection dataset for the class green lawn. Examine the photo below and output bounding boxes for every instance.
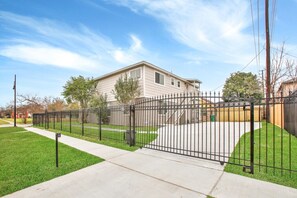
[225,122,297,189]
[34,121,158,151]
[0,119,9,125]
[44,121,158,132]
[36,125,158,151]
[0,127,103,196]
[3,118,32,124]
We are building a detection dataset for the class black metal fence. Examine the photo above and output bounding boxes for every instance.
[33,92,297,175]
[34,106,135,146]
[284,91,297,137]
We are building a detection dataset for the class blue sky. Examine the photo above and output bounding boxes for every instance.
[1,0,297,106]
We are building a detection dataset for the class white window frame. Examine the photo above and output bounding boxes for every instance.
[129,68,142,80]
[177,81,181,88]
[171,78,175,86]
[154,71,165,86]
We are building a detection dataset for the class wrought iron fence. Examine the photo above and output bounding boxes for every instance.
[284,91,297,137]
[33,92,297,176]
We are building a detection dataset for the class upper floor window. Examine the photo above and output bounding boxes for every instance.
[177,81,181,87]
[171,78,175,86]
[155,72,164,85]
[130,68,141,79]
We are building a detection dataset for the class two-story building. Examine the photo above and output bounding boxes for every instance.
[94,61,201,104]
[93,61,202,126]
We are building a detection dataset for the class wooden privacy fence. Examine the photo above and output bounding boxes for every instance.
[269,104,284,128]
[216,106,262,122]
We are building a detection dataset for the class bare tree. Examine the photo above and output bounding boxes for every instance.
[18,94,44,113]
[269,43,288,94]
[286,58,297,92]
[18,94,66,113]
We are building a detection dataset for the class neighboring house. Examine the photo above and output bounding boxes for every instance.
[93,61,202,126]
[277,78,297,97]
[94,61,201,104]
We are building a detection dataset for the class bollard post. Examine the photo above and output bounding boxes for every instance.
[56,133,61,168]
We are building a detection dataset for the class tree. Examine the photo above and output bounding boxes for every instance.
[62,76,97,109]
[285,55,297,93]
[222,72,262,102]
[18,94,65,112]
[18,94,44,113]
[16,94,65,123]
[89,93,108,109]
[269,43,288,94]
[47,97,66,112]
[262,43,297,96]
[89,93,109,123]
[112,74,140,104]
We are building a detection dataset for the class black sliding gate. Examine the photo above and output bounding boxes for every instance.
[133,93,255,173]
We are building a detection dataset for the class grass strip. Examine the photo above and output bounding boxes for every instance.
[225,122,297,189]
[0,127,103,196]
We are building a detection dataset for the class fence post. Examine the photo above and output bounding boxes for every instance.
[53,112,55,129]
[99,108,102,141]
[132,105,136,146]
[45,109,48,129]
[60,111,63,131]
[41,114,43,127]
[129,105,135,146]
[69,110,72,133]
[129,105,132,146]
[250,101,255,174]
[82,109,84,136]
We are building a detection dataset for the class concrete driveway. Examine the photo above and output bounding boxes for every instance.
[149,122,261,161]
[4,127,297,198]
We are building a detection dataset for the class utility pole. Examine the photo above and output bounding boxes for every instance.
[261,70,265,97]
[13,75,16,127]
[265,0,271,122]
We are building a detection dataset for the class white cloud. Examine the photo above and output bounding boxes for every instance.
[130,34,143,51]
[0,11,148,71]
[112,34,146,64]
[112,0,257,65]
[0,43,97,70]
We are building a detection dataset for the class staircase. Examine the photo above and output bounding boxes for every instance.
[166,98,186,125]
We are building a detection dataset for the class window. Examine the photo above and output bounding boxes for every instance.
[177,81,181,87]
[121,105,130,114]
[158,100,167,114]
[130,68,141,79]
[155,72,164,85]
[171,78,175,86]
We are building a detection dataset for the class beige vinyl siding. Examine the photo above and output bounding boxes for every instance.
[279,83,297,96]
[144,66,193,97]
[96,67,144,102]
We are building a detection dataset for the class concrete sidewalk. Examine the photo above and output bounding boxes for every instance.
[4,127,297,198]
[0,119,32,128]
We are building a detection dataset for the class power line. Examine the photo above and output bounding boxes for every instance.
[257,0,261,69]
[270,0,277,43]
[270,46,297,59]
[250,0,259,67]
[212,47,265,91]
[240,47,265,72]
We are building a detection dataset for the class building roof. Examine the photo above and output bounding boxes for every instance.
[184,78,202,84]
[281,78,297,84]
[278,77,297,92]
[94,61,201,84]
